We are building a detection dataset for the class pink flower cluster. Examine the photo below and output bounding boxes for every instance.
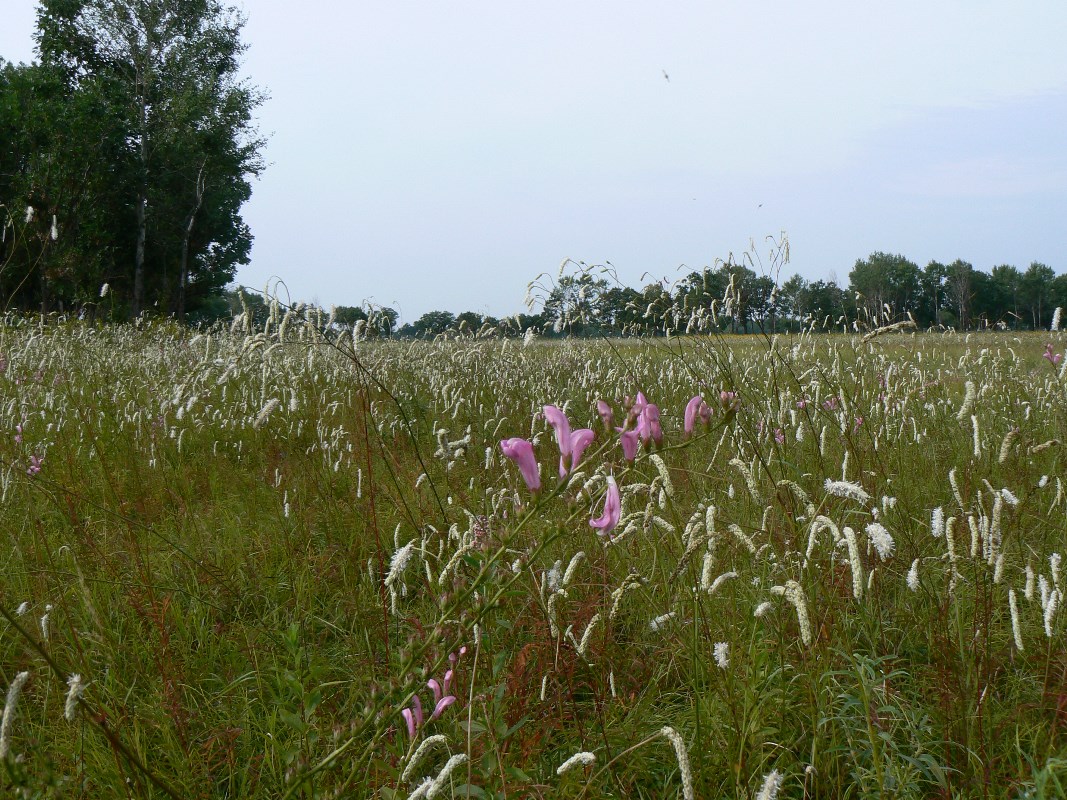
[1044,343,1063,367]
[498,389,743,538]
[401,647,466,738]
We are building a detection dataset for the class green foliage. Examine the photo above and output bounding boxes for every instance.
[0,314,1064,797]
[0,0,265,318]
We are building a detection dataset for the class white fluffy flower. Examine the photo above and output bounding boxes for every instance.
[906,559,920,592]
[824,479,870,504]
[713,641,729,669]
[865,523,895,561]
[557,751,596,775]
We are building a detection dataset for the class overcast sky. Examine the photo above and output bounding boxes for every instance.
[4,1,1067,322]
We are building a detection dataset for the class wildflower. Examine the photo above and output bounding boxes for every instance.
[931,506,945,538]
[427,672,457,721]
[595,399,614,431]
[24,206,34,224]
[401,694,425,738]
[254,398,280,429]
[650,611,676,632]
[713,641,729,669]
[0,671,30,759]
[906,559,920,591]
[1009,589,1023,651]
[823,479,870,504]
[590,475,621,537]
[619,429,640,461]
[771,580,813,646]
[774,428,785,444]
[708,571,738,595]
[499,437,541,492]
[755,770,784,800]
[27,455,43,476]
[64,674,85,721]
[842,527,864,600]
[99,283,110,298]
[1044,590,1058,638]
[683,395,711,436]
[1044,343,1063,366]
[865,523,895,561]
[557,751,596,775]
[957,381,976,421]
[1052,307,1062,332]
[543,405,594,477]
[660,726,695,800]
[424,753,468,799]
[401,735,448,783]
[754,601,773,618]
[649,454,674,497]
[632,393,663,445]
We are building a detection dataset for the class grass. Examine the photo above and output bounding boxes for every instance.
[0,314,1065,798]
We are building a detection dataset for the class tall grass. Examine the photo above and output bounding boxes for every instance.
[0,312,1064,798]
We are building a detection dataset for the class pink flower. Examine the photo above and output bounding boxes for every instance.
[719,391,740,412]
[774,428,785,444]
[543,404,571,451]
[684,395,710,436]
[401,707,416,738]
[596,399,615,431]
[569,428,595,472]
[27,455,43,476]
[500,438,540,492]
[544,405,594,477]
[630,393,662,446]
[853,416,863,430]
[428,673,457,721]
[619,429,640,461]
[644,404,663,445]
[590,476,621,537]
[401,694,425,738]
[1044,343,1063,366]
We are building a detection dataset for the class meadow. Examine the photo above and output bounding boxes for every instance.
[1,313,1065,798]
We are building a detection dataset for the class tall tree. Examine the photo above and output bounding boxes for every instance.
[848,252,921,323]
[32,0,264,317]
[1021,262,1055,329]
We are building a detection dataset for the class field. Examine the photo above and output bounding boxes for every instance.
[1,316,1066,798]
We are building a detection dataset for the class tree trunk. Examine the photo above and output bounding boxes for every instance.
[177,163,206,321]
[131,44,151,318]
[133,188,146,316]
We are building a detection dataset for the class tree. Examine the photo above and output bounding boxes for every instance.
[542,274,609,335]
[412,310,456,337]
[920,261,948,328]
[944,260,975,329]
[29,0,265,318]
[1021,262,1055,329]
[988,265,1023,328]
[848,252,921,323]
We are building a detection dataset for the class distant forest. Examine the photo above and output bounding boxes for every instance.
[232,251,1064,340]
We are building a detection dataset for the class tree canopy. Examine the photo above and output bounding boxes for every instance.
[0,0,264,319]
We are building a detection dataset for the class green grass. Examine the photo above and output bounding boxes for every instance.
[0,317,1066,798]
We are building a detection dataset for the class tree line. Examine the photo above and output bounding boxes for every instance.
[0,0,265,320]
[394,253,1064,339]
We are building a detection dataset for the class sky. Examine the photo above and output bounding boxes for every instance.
[3,1,1067,323]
